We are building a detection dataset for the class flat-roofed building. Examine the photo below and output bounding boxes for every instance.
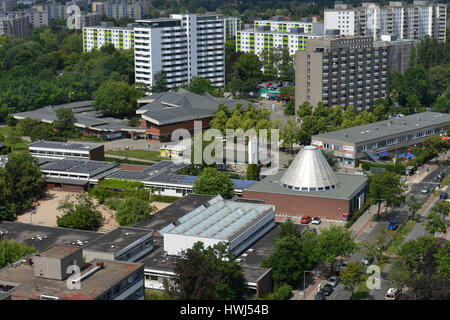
[83,227,154,263]
[133,194,277,297]
[28,140,105,161]
[38,158,120,192]
[83,24,134,52]
[0,245,145,300]
[311,112,450,167]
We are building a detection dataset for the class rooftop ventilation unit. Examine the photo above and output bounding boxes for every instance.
[40,295,60,300]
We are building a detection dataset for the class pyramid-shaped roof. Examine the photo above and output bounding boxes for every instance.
[279,145,341,192]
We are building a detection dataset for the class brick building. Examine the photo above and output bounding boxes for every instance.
[136,89,248,142]
[242,145,368,221]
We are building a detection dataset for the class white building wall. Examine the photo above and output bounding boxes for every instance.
[83,27,134,52]
[164,233,223,256]
[324,10,355,35]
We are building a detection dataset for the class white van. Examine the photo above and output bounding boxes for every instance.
[385,288,401,300]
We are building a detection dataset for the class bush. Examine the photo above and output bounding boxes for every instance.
[150,194,181,203]
[360,161,406,175]
[264,283,292,300]
[89,187,112,204]
[246,164,260,180]
[57,205,103,230]
[115,197,157,226]
[345,203,370,228]
[0,240,38,269]
[96,179,145,190]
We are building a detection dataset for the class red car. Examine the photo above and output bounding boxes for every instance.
[300,216,312,224]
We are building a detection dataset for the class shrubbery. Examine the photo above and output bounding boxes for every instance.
[150,194,181,203]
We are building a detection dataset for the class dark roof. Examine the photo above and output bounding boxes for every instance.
[45,177,89,186]
[39,159,117,175]
[39,245,80,259]
[28,141,102,151]
[136,238,176,272]
[245,169,368,200]
[0,221,103,252]
[311,112,450,145]
[137,90,248,125]
[132,194,214,231]
[83,227,153,254]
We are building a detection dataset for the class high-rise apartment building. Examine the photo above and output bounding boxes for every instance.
[0,0,17,12]
[75,12,100,30]
[0,14,30,38]
[295,36,416,112]
[83,24,134,52]
[324,1,447,42]
[225,16,241,40]
[134,14,226,90]
[237,27,324,58]
[91,1,148,20]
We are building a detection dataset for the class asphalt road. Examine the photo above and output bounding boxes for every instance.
[329,159,449,300]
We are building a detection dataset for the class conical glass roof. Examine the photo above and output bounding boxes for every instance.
[279,145,341,192]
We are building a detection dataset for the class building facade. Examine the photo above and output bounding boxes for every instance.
[0,14,30,38]
[295,36,415,111]
[237,28,325,58]
[83,25,134,51]
[28,140,105,161]
[311,112,450,167]
[134,14,226,89]
[324,1,447,42]
[91,1,148,21]
[0,0,17,12]
[225,16,241,40]
[75,12,100,30]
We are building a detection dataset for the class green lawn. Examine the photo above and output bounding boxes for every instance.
[145,289,175,300]
[0,126,30,151]
[386,220,418,256]
[106,150,163,162]
[104,157,154,166]
[442,175,450,186]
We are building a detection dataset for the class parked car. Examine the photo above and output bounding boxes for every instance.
[327,276,339,287]
[439,192,448,200]
[300,216,312,224]
[339,261,348,272]
[387,220,399,231]
[315,291,326,300]
[385,288,401,300]
[312,217,321,225]
[421,185,430,194]
[361,256,374,265]
[447,156,450,164]
[321,284,334,296]
[437,171,444,180]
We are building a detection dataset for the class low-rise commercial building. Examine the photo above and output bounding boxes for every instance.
[28,140,105,161]
[136,89,248,142]
[133,194,276,297]
[0,245,145,300]
[311,112,450,167]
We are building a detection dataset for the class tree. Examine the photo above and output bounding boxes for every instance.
[4,129,22,152]
[182,77,221,97]
[0,186,15,221]
[425,211,447,237]
[280,119,298,153]
[368,171,406,215]
[407,195,422,220]
[318,225,358,273]
[340,262,366,296]
[235,53,263,82]
[151,71,168,93]
[29,123,54,141]
[1,152,46,214]
[431,200,450,221]
[93,80,143,116]
[16,117,40,136]
[0,240,38,269]
[321,149,338,170]
[56,193,103,230]
[167,242,245,300]
[54,107,75,137]
[263,283,292,300]
[115,197,157,226]
[246,163,260,180]
[193,167,235,199]
[397,236,438,272]
[434,242,450,277]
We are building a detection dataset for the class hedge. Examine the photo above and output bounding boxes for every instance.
[360,161,406,175]
[150,195,181,203]
[96,179,145,190]
[345,202,371,229]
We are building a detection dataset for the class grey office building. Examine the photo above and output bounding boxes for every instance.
[311,112,450,168]
[295,35,415,112]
